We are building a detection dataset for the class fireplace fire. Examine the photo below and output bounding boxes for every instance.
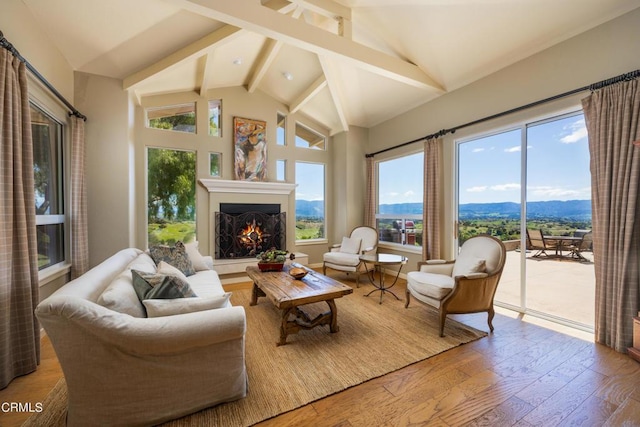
[215,203,285,259]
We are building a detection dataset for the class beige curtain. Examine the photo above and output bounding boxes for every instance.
[582,79,640,353]
[70,116,89,279]
[0,49,40,389]
[364,156,376,228]
[422,137,441,260]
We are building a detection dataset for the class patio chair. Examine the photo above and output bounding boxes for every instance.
[323,226,378,287]
[526,228,556,258]
[568,231,593,261]
[405,234,506,337]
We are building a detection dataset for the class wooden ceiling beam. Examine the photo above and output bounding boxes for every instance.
[289,75,327,114]
[247,6,304,93]
[319,56,349,133]
[183,0,444,91]
[123,24,243,90]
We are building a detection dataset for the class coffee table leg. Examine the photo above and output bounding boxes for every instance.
[326,299,339,333]
[250,283,265,306]
[278,307,296,346]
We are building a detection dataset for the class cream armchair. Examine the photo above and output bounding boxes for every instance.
[405,234,506,336]
[323,226,378,287]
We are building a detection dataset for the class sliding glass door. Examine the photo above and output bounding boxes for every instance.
[457,112,594,329]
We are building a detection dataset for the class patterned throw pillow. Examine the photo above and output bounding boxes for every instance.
[148,241,196,276]
[131,270,197,303]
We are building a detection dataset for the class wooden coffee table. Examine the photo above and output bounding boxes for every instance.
[247,264,353,345]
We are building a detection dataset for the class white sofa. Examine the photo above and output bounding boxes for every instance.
[35,248,247,427]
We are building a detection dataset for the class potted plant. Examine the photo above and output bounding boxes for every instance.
[256,248,292,271]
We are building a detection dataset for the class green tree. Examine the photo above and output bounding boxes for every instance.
[147,148,196,222]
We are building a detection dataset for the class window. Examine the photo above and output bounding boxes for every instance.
[209,152,221,177]
[295,162,325,240]
[276,113,286,145]
[32,103,66,270]
[146,103,196,133]
[208,100,221,136]
[376,152,423,248]
[147,148,196,245]
[276,159,286,181]
[295,123,325,150]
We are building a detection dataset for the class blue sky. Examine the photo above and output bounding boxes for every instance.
[459,113,590,204]
[294,113,590,206]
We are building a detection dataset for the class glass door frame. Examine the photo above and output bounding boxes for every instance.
[453,110,594,332]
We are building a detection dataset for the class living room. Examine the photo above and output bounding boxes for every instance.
[2,0,640,425]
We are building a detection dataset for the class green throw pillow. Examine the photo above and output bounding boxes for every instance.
[131,270,197,302]
[148,241,196,276]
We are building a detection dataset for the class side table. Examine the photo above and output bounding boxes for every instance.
[360,253,408,304]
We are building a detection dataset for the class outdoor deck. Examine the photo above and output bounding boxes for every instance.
[497,248,595,328]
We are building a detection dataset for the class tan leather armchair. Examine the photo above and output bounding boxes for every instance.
[323,226,378,287]
[405,234,506,336]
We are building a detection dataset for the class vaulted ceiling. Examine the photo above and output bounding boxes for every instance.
[22,0,640,135]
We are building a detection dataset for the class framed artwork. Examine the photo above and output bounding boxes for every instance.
[233,117,267,181]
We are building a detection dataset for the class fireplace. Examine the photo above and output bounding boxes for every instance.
[215,203,286,259]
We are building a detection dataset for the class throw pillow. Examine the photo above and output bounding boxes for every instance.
[143,293,232,317]
[339,236,362,254]
[148,241,195,276]
[452,257,486,277]
[131,270,197,302]
[185,241,211,271]
[157,261,190,283]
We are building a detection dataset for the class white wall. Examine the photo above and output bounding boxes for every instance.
[368,7,640,268]
[74,72,134,267]
[1,1,74,100]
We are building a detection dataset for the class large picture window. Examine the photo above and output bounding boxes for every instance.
[376,152,423,248]
[295,162,325,240]
[147,148,196,245]
[32,103,66,270]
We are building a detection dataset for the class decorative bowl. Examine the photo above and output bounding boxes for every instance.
[289,267,307,280]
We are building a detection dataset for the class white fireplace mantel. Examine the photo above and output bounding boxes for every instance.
[199,179,296,195]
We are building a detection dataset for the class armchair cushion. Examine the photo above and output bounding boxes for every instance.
[340,236,362,254]
[143,293,232,317]
[323,251,361,267]
[407,272,454,300]
[452,256,486,277]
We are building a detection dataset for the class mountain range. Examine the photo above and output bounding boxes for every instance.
[295,199,592,219]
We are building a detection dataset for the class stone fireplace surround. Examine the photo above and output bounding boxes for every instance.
[199,179,308,278]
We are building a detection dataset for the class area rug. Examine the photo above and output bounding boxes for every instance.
[24,282,486,427]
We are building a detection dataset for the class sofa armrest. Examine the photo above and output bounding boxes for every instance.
[36,296,246,356]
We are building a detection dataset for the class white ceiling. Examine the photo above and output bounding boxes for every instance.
[23,0,640,135]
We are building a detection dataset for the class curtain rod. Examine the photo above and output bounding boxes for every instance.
[0,30,87,121]
[366,69,640,158]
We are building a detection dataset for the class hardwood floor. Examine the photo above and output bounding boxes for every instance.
[2,277,640,427]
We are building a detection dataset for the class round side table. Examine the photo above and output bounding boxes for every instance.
[359,253,408,304]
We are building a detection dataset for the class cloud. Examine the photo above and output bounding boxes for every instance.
[466,186,487,193]
[560,118,587,144]
[527,186,591,200]
[472,148,485,153]
[505,146,521,153]
[403,190,415,197]
[491,183,521,191]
